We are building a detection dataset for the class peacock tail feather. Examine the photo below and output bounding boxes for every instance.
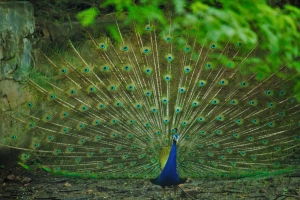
[1,17,300,188]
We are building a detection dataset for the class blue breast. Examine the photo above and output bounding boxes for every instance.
[150,139,186,187]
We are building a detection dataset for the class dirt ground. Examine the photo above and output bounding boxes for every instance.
[1,163,300,200]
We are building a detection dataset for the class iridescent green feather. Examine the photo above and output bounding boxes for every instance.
[1,18,300,182]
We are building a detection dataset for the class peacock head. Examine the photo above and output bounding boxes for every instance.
[173,133,179,143]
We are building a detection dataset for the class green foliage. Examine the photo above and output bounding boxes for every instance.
[77,7,99,27]
[103,0,167,26]
[76,0,300,99]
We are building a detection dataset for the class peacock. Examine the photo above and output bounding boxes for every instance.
[1,14,300,198]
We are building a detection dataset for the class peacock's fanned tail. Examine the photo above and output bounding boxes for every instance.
[2,20,300,181]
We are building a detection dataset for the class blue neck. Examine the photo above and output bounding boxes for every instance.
[150,139,186,186]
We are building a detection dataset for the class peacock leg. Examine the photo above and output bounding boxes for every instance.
[173,185,178,196]
[162,186,167,198]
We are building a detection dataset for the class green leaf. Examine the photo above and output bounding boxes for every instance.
[76,7,99,27]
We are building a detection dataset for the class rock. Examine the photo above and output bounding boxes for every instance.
[64,182,71,187]
[0,46,4,60]
[0,2,35,162]
[0,2,35,81]
[6,174,15,181]
[259,188,267,193]
[0,80,30,111]
[86,189,93,195]
[22,177,32,183]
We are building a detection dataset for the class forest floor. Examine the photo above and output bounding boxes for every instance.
[0,163,300,200]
